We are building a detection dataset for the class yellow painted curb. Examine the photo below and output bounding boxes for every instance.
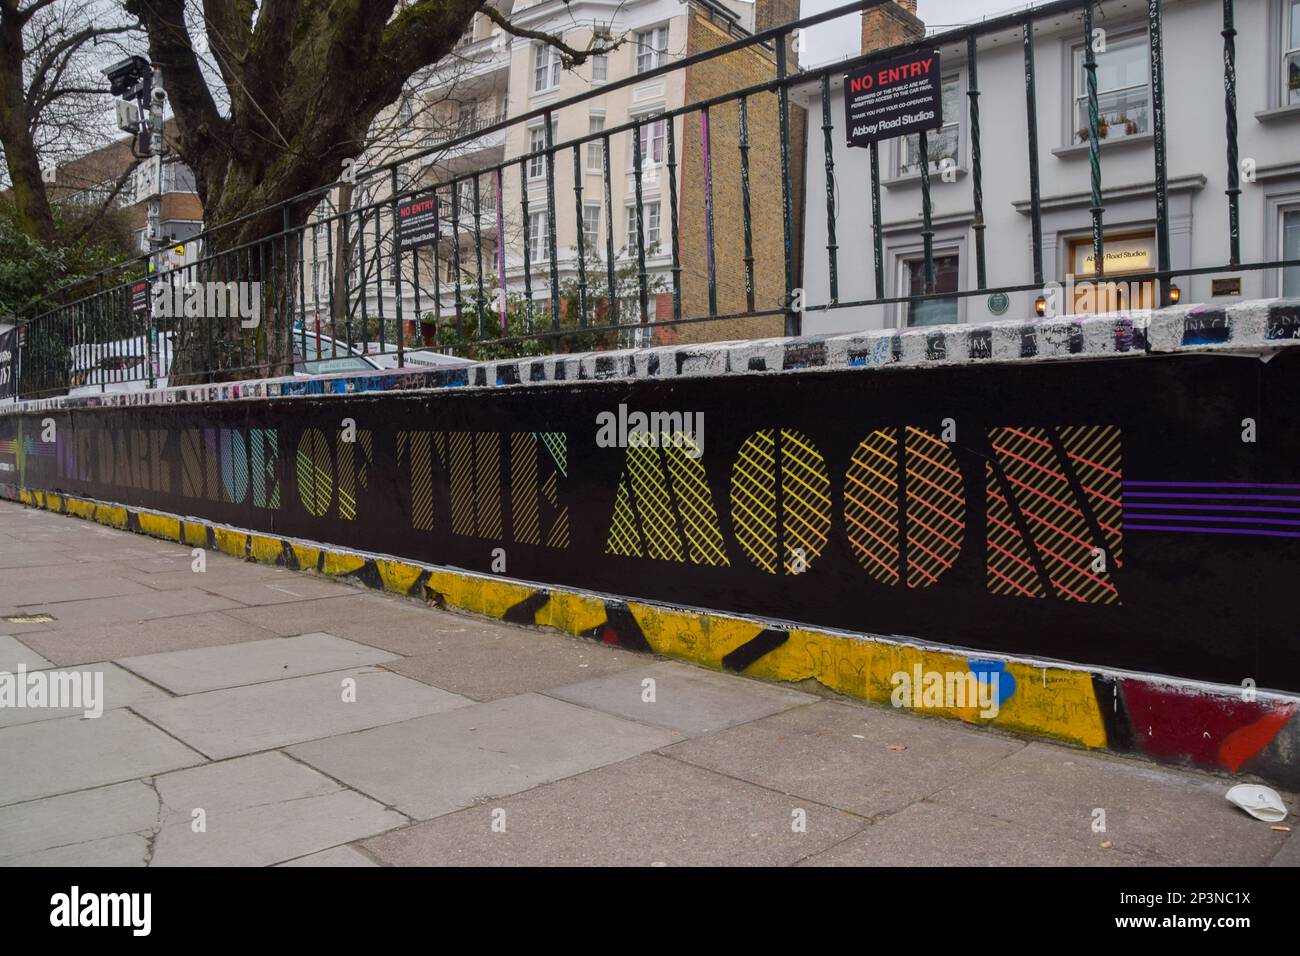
[213,527,248,558]
[376,559,424,595]
[249,534,283,564]
[138,512,181,542]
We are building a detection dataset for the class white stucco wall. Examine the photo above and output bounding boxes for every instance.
[798,0,1300,334]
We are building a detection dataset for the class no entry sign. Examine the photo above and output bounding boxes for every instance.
[844,50,943,148]
[396,191,439,252]
[130,281,149,315]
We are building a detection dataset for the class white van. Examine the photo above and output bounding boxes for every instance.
[366,348,474,370]
[68,333,174,397]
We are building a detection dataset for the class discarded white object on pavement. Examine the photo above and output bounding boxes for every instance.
[1225,784,1289,823]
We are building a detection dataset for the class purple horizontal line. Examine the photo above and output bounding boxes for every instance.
[1124,502,1300,513]
[1124,492,1300,501]
[1127,524,1300,539]
[1123,512,1300,527]
[1125,481,1300,489]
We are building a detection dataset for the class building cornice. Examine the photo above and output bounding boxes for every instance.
[1013,175,1207,215]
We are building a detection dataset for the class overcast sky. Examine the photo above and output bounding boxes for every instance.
[800,0,1049,67]
[916,0,1047,27]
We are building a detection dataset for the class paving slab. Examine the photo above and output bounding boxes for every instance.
[361,752,865,866]
[53,535,164,557]
[927,742,1297,866]
[227,591,480,657]
[663,699,1024,818]
[0,561,138,588]
[0,710,203,807]
[117,633,399,694]
[385,626,643,701]
[0,780,159,863]
[0,608,59,635]
[0,662,169,728]
[0,550,84,570]
[149,752,406,866]
[1,832,151,867]
[44,544,178,565]
[277,846,378,867]
[123,555,202,574]
[121,562,290,591]
[193,576,361,606]
[340,609,527,658]
[16,610,282,667]
[10,588,245,629]
[1268,830,1300,867]
[0,750,402,867]
[290,692,681,820]
[226,592,422,636]
[0,575,154,609]
[796,802,1153,867]
[544,660,815,736]
[134,667,472,759]
[0,633,51,671]
[0,539,75,555]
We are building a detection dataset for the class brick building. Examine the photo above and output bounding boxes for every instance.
[305,0,808,350]
[48,122,203,254]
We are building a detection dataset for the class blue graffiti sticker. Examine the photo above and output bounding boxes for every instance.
[967,658,1017,707]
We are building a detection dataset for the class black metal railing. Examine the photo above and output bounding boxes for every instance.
[9,0,1300,400]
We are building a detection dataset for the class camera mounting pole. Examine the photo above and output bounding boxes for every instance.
[103,54,165,388]
[143,67,165,390]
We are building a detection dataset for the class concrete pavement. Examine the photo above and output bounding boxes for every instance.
[0,499,1296,866]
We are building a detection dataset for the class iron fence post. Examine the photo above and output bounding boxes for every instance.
[1083,1,1106,280]
[544,111,560,334]
[821,75,839,303]
[572,146,589,328]
[701,107,718,318]
[1148,0,1173,305]
[1222,0,1241,267]
[919,130,935,295]
[738,96,756,313]
[391,166,404,367]
[966,32,988,290]
[1023,16,1045,290]
[633,121,650,333]
[776,31,798,337]
[870,140,884,300]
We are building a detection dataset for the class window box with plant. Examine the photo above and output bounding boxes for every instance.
[1072,34,1150,146]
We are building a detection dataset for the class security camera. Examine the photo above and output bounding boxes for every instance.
[103,55,151,99]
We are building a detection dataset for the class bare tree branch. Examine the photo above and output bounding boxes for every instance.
[68,155,143,243]
[478,3,624,67]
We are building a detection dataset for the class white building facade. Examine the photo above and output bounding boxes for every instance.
[797,0,1300,333]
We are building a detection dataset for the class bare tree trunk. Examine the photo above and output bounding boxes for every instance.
[125,0,616,381]
[0,10,56,244]
[333,183,355,344]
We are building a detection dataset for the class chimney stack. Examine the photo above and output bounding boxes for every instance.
[861,0,925,54]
